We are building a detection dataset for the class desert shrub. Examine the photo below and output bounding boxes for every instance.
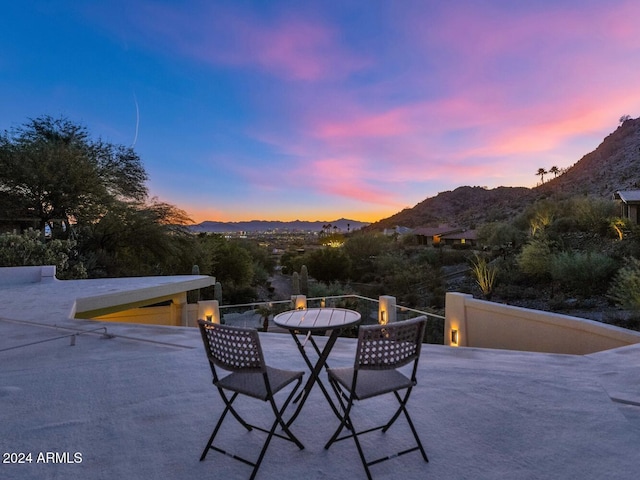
[477,222,526,249]
[439,249,470,266]
[569,196,617,234]
[608,257,640,311]
[517,237,554,279]
[308,281,347,298]
[550,251,617,296]
[0,229,86,278]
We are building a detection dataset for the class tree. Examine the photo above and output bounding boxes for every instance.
[305,248,351,283]
[77,199,195,277]
[536,168,547,184]
[0,116,148,238]
[549,166,560,178]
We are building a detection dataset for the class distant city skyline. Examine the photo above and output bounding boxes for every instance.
[2,1,640,223]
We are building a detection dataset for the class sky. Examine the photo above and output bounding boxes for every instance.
[2,0,640,224]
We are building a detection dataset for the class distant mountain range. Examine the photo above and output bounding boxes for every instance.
[190,218,368,233]
[367,116,640,230]
[191,117,640,234]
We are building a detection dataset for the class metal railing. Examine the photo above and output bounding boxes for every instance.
[217,294,445,344]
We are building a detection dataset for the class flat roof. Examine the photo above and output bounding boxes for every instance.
[1,276,640,479]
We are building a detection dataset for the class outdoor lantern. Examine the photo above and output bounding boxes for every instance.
[197,300,220,324]
[451,329,459,346]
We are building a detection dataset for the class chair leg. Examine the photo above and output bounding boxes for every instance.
[324,378,352,449]
[200,401,231,461]
[324,400,373,480]
[400,403,428,462]
[273,379,305,450]
[202,380,305,479]
[382,390,411,432]
[325,387,428,477]
[199,391,251,461]
[382,390,428,463]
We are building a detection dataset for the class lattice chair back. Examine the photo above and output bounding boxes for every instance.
[198,320,266,377]
[355,316,427,372]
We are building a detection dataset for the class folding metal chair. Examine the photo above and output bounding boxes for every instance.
[324,317,429,479]
[198,320,305,480]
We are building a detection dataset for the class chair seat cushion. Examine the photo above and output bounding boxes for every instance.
[216,366,304,401]
[328,367,415,400]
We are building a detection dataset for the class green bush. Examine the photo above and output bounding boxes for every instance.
[608,257,640,311]
[0,229,86,278]
[517,237,553,279]
[550,251,617,296]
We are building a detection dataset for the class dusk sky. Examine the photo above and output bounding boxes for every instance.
[2,1,640,223]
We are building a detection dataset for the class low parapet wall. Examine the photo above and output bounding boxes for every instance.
[445,292,640,354]
[0,265,57,286]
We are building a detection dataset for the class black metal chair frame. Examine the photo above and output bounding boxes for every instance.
[324,317,429,479]
[198,320,305,480]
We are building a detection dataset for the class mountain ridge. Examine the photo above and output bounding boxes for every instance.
[368,116,640,230]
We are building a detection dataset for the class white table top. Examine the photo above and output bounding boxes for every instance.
[273,308,361,331]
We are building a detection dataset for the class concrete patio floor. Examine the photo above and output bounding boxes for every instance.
[1,277,640,479]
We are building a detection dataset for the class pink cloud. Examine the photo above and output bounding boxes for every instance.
[128,2,368,81]
[292,155,406,208]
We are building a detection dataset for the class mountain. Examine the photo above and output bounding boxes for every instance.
[190,218,368,233]
[368,117,640,230]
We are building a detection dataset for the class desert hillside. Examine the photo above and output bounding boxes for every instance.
[369,117,640,230]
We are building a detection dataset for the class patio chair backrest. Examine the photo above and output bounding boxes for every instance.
[198,320,266,374]
[355,317,427,371]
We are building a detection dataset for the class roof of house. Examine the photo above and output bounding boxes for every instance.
[440,229,478,240]
[2,274,640,480]
[413,224,463,237]
[615,190,640,203]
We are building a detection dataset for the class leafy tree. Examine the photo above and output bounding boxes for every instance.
[305,247,351,283]
[77,199,195,277]
[536,167,547,184]
[0,116,147,238]
[343,232,393,280]
[518,199,557,237]
[549,166,560,178]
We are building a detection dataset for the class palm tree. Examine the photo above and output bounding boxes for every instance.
[536,168,547,184]
[549,166,560,178]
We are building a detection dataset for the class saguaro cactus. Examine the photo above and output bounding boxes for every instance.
[300,265,309,295]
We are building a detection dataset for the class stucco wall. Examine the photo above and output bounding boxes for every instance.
[0,265,57,286]
[445,292,640,354]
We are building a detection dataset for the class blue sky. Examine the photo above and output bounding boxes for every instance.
[2,0,640,223]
